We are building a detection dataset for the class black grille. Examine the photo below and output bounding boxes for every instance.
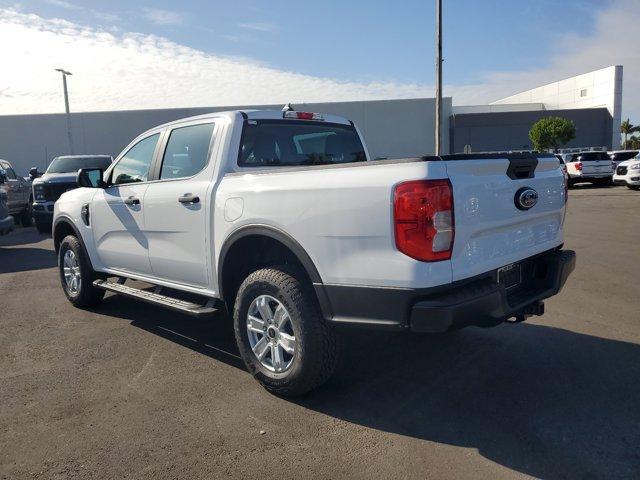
[44,183,76,201]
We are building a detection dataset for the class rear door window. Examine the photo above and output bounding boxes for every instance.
[159,123,215,180]
[239,120,366,167]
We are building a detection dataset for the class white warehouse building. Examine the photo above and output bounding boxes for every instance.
[491,65,623,149]
[0,66,624,175]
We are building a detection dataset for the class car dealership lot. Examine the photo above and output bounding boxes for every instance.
[1,186,639,480]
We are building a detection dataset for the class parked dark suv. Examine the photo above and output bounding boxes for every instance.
[0,159,32,227]
[32,155,112,233]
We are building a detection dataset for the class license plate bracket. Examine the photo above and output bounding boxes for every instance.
[497,263,521,290]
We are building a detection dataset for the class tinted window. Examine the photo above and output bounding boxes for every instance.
[47,156,112,173]
[5,167,16,179]
[578,152,610,161]
[160,123,214,180]
[611,151,638,162]
[111,134,159,185]
[239,120,366,167]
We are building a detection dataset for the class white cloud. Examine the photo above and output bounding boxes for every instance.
[0,8,432,114]
[237,22,276,33]
[43,0,79,10]
[142,7,186,26]
[0,2,638,124]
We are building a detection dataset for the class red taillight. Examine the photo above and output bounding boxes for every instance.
[575,162,582,171]
[393,179,454,261]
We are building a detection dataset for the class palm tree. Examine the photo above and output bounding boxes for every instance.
[621,118,639,148]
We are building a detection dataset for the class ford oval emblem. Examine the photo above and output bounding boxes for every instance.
[514,187,538,210]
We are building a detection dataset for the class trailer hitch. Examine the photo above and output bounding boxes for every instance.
[506,301,545,324]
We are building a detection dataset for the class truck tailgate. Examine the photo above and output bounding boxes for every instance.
[444,156,566,282]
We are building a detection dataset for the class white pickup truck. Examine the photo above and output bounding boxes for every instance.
[52,108,575,395]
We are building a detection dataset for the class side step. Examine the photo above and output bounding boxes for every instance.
[93,279,217,318]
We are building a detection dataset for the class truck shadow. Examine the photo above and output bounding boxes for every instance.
[98,295,640,479]
[0,247,57,273]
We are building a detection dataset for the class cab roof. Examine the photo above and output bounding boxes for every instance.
[154,109,352,131]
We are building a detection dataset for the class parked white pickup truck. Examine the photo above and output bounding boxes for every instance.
[52,108,575,395]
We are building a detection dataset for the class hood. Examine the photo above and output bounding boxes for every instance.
[33,172,78,185]
[617,158,640,168]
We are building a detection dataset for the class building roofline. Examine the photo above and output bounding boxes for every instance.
[491,65,622,104]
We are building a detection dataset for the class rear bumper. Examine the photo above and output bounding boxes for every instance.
[317,249,576,332]
[568,174,612,180]
[0,215,14,235]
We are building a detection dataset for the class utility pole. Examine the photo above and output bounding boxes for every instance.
[55,68,75,155]
[435,0,443,155]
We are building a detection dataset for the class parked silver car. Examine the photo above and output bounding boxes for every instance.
[0,159,32,227]
[0,172,15,235]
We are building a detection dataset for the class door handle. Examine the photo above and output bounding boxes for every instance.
[124,196,140,206]
[178,194,200,204]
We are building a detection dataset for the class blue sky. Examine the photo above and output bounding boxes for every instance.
[27,0,607,84]
[0,0,638,122]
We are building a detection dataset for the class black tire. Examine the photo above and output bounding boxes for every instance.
[58,235,105,308]
[567,178,576,188]
[35,221,51,234]
[19,204,32,227]
[628,185,640,191]
[233,266,339,396]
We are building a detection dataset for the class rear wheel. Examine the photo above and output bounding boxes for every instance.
[233,266,339,396]
[58,235,105,307]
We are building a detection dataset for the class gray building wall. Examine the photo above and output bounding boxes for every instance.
[0,98,452,175]
[450,107,613,153]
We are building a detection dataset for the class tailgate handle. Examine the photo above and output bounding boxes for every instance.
[506,157,538,180]
[512,166,532,179]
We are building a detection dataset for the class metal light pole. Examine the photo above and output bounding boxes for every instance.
[435,0,443,156]
[55,68,75,155]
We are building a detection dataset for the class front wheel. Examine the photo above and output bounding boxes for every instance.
[628,185,640,191]
[58,235,105,307]
[233,267,339,396]
[19,203,32,227]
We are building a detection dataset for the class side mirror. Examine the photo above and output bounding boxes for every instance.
[28,167,40,180]
[77,168,105,188]
[0,169,6,184]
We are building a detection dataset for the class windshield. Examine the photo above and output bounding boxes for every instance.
[239,120,366,167]
[611,151,639,162]
[47,156,112,173]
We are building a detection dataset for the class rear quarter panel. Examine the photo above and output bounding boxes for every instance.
[214,161,453,290]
